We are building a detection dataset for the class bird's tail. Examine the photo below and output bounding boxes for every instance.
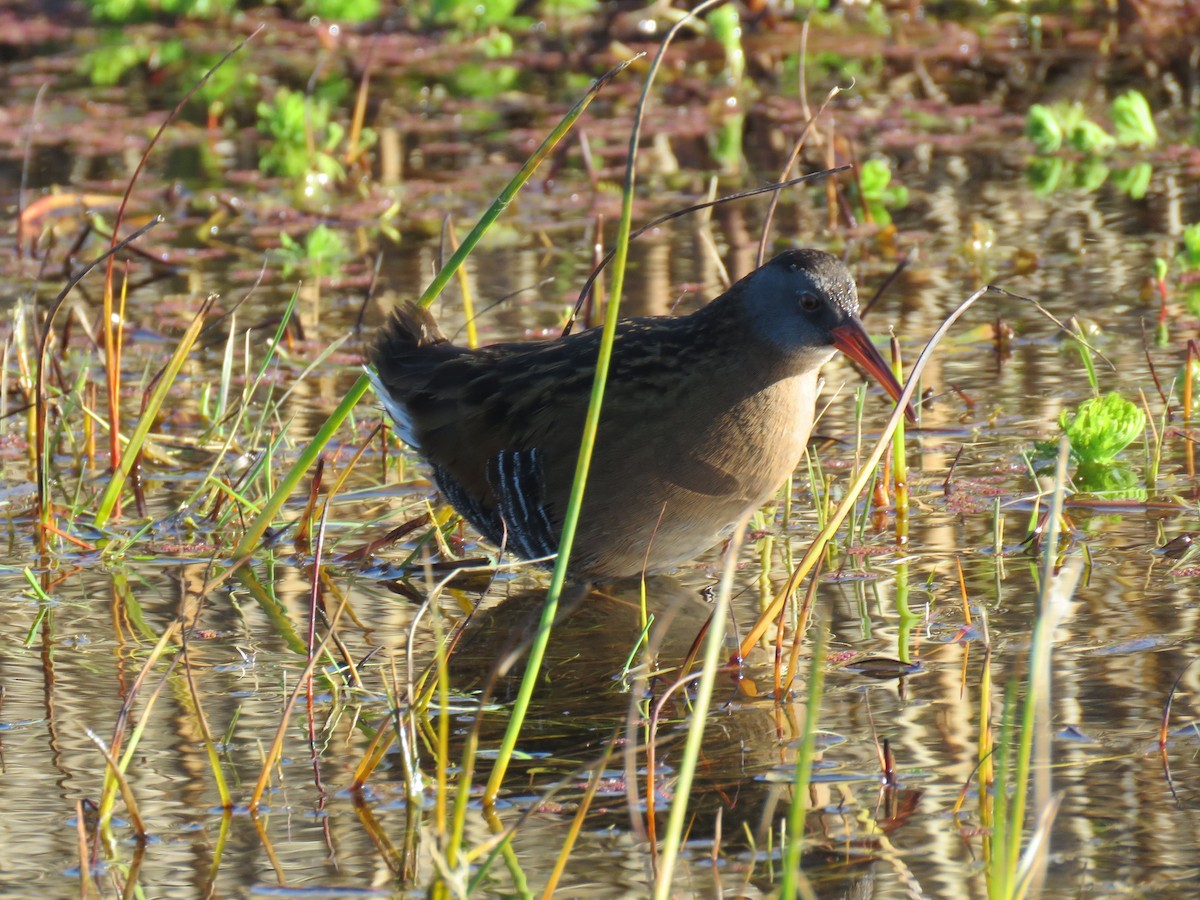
[366,304,452,449]
[375,303,448,353]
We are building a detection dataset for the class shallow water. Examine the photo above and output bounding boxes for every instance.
[1,7,1199,898]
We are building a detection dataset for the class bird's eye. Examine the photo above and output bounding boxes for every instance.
[799,292,820,312]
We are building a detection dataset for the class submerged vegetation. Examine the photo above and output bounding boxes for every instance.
[4,1,1200,897]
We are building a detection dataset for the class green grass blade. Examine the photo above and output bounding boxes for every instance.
[780,628,827,900]
[231,375,369,559]
[417,57,636,309]
[93,294,215,529]
[654,512,748,900]
[482,29,695,810]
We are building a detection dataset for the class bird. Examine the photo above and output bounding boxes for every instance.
[368,249,908,581]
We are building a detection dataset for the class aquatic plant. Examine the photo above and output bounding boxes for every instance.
[256,87,345,180]
[1068,118,1116,155]
[1023,91,1158,205]
[857,157,908,225]
[1026,102,1076,154]
[1111,89,1158,148]
[85,0,237,22]
[448,32,519,98]
[303,0,380,21]
[1180,222,1200,271]
[1026,102,1111,155]
[1059,392,1146,467]
[420,0,521,29]
[81,34,162,86]
[278,224,351,279]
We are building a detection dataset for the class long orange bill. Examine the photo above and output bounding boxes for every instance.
[831,319,917,424]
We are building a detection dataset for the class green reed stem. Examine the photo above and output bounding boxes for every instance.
[988,682,1017,897]
[231,377,368,559]
[417,60,634,309]
[780,627,826,900]
[654,512,748,900]
[483,48,684,807]
[1007,436,1077,893]
[890,336,909,544]
[894,560,915,664]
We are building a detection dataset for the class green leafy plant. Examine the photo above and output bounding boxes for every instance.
[86,0,236,22]
[1067,118,1115,155]
[256,88,346,181]
[422,0,523,29]
[1025,103,1063,154]
[448,32,519,97]
[1026,94,1157,162]
[1026,103,1158,197]
[1026,102,1099,155]
[857,158,908,226]
[1179,222,1200,272]
[1059,392,1146,467]
[542,0,598,13]
[303,0,381,20]
[1111,89,1158,148]
[82,40,151,87]
[1186,285,1200,318]
[708,3,745,87]
[278,224,351,280]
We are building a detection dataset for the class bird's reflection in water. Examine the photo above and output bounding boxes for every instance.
[447,574,711,711]
[444,577,777,843]
[437,573,921,889]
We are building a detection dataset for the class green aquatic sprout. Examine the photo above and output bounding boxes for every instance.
[1059,392,1146,466]
[304,0,381,21]
[1027,102,1095,155]
[1067,118,1115,155]
[542,0,599,12]
[708,3,745,88]
[448,31,519,98]
[257,88,345,180]
[82,39,151,86]
[279,224,350,280]
[1187,285,1200,319]
[1111,90,1158,148]
[1025,104,1062,154]
[425,0,521,28]
[1180,222,1200,272]
[86,0,236,22]
[858,158,908,225]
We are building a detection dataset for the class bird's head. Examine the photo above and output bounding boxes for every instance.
[739,249,914,422]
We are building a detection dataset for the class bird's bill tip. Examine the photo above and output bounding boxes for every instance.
[830,321,917,424]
